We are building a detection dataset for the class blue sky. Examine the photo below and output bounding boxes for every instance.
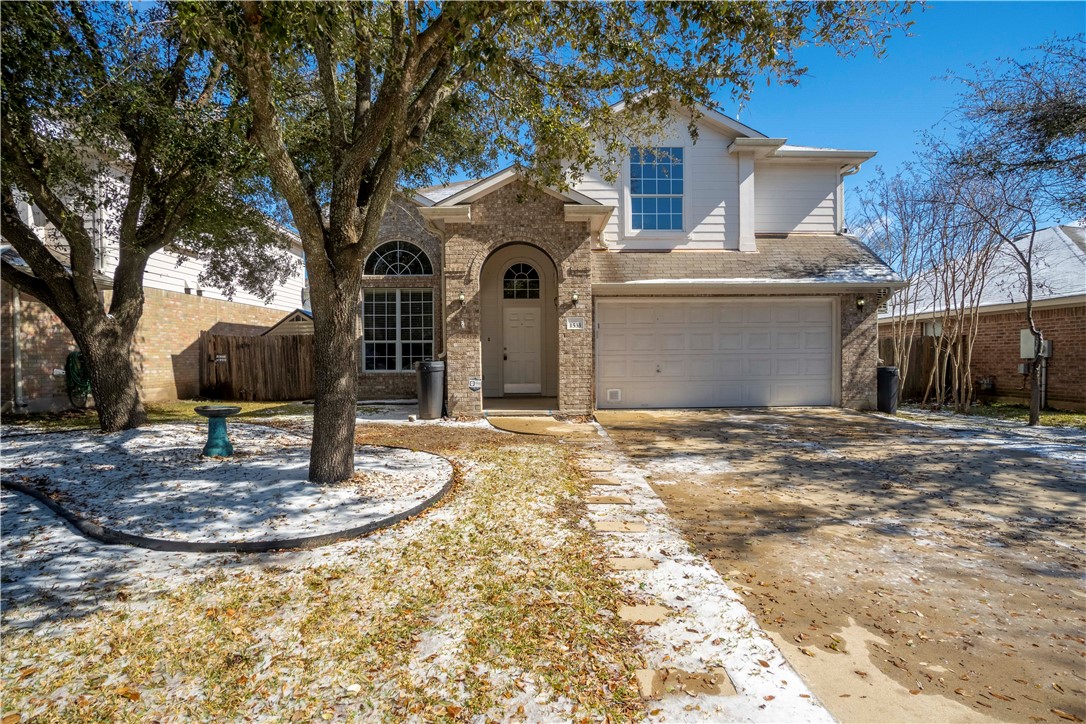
[728,1,1084,219]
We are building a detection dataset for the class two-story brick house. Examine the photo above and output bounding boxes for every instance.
[356,106,901,416]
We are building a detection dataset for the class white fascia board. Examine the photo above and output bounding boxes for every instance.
[593,278,904,296]
[564,204,615,233]
[418,205,471,223]
[435,166,601,207]
[728,138,787,158]
[609,98,768,139]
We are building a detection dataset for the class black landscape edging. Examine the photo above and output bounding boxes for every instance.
[2,460,456,554]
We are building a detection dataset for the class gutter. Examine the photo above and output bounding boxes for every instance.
[592,280,904,296]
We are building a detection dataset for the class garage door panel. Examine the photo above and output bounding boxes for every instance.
[690,333,714,351]
[747,332,772,350]
[597,298,835,409]
[775,331,802,350]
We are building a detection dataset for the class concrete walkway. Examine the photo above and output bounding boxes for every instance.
[500,418,833,722]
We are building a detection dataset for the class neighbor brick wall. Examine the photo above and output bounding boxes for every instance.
[1,281,284,412]
[442,180,594,417]
[969,304,1085,410]
[876,303,1085,410]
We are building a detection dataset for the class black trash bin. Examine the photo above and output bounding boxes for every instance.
[877,366,899,414]
[415,360,445,420]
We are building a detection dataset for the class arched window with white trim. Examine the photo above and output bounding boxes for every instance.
[364,241,433,276]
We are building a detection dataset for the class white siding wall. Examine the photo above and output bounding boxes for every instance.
[754,162,838,234]
[573,117,740,250]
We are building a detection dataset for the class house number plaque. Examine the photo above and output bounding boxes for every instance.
[565,317,585,331]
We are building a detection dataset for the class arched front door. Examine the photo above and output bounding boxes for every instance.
[479,244,558,398]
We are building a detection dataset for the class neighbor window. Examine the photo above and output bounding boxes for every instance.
[364,241,433,276]
[630,146,683,231]
[363,289,434,371]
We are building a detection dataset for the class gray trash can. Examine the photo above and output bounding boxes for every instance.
[415,360,445,420]
[877,366,899,414]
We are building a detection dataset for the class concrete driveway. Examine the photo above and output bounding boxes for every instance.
[597,408,1086,724]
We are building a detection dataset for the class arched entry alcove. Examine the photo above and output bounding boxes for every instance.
[479,243,559,399]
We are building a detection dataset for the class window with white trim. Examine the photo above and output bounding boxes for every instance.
[363,289,434,371]
[630,146,684,231]
[364,241,433,276]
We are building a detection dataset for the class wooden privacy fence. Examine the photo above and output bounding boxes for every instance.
[200,332,314,401]
[878,336,951,402]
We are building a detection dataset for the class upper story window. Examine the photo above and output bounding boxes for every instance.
[503,263,540,299]
[630,146,684,231]
[364,240,433,276]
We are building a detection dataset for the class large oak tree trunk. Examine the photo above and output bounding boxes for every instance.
[71,307,148,432]
[80,326,147,432]
[307,273,363,483]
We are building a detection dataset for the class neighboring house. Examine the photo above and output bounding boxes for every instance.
[355,105,901,415]
[263,308,314,337]
[1,194,307,412]
[877,224,1086,411]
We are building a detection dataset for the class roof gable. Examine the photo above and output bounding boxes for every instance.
[432,167,601,207]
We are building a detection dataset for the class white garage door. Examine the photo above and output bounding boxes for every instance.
[596,298,835,409]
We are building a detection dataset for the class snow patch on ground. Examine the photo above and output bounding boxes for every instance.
[1,424,451,543]
[882,409,1086,474]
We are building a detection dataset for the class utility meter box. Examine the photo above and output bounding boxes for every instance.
[1019,330,1052,358]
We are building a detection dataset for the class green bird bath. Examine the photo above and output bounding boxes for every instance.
[195,405,242,457]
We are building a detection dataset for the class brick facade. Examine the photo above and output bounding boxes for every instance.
[840,293,878,409]
[1,281,284,412]
[441,180,594,417]
[356,196,444,400]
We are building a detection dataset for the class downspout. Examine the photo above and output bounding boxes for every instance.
[437,236,447,360]
[12,287,26,412]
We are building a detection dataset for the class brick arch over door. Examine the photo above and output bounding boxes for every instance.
[442,180,595,416]
[479,243,560,398]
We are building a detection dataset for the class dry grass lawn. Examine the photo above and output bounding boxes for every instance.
[1,424,646,722]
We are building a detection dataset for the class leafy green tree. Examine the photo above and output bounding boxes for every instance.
[183,0,913,481]
[1,2,295,431]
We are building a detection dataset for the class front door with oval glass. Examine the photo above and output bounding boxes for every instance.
[502,307,542,393]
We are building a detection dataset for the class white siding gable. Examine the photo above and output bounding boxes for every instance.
[755,162,839,234]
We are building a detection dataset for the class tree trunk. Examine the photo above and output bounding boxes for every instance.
[307,275,363,483]
[78,318,147,432]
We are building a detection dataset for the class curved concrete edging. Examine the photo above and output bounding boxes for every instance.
[1,454,458,554]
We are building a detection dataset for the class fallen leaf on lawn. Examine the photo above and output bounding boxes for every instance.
[446,706,463,717]
[115,686,141,702]
[955,688,968,696]
[756,660,770,668]
[763,696,775,701]
[1052,683,1065,694]
[345,684,362,694]
[2,714,21,724]
[909,689,921,695]
[1052,710,1083,723]
[800,648,816,657]
[854,670,869,679]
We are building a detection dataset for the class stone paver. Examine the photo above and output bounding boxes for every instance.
[608,557,657,571]
[635,668,737,700]
[586,494,632,505]
[589,477,622,486]
[618,604,670,624]
[593,520,648,533]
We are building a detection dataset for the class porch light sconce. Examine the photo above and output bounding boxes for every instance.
[572,290,580,306]
[856,297,866,311]
[458,291,465,304]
